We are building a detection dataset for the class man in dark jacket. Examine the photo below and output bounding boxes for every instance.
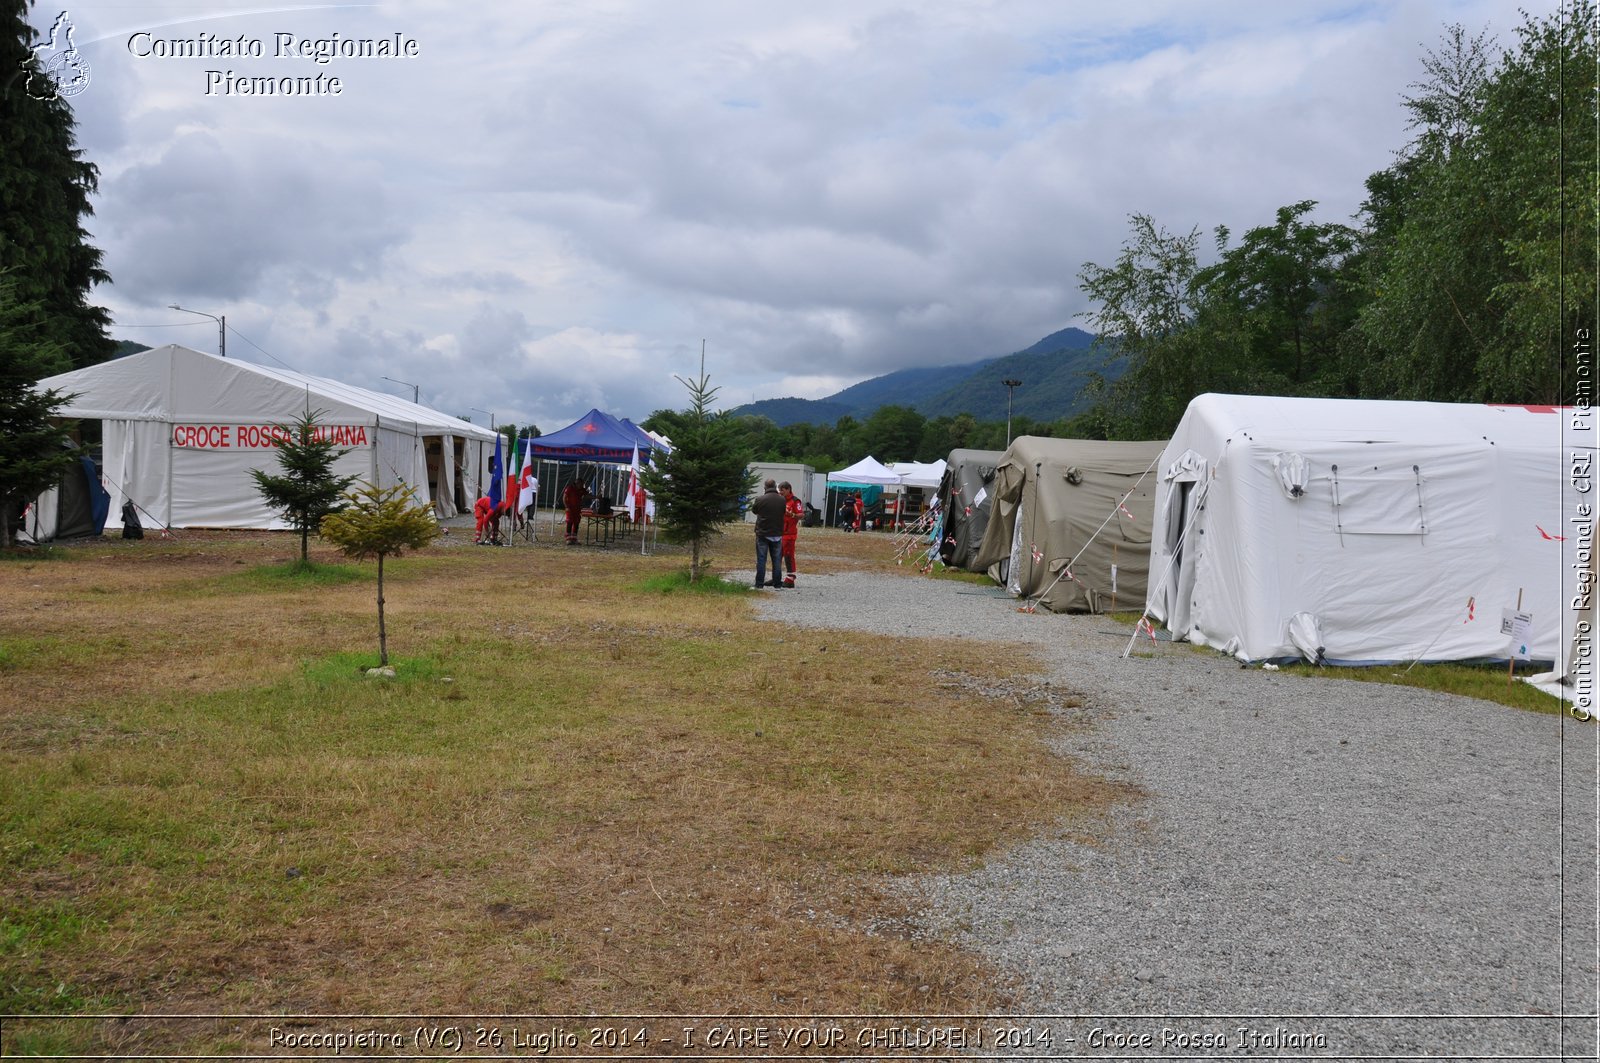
[750,478,786,589]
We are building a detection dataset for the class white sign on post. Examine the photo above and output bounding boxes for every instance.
[1503,609,1534,660]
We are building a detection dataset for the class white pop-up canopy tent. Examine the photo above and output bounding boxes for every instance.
[35,345,500,532]
[825,456,902,528]
[889,460,947,490]
[1145,393,1593,665]
[827,456,902,487]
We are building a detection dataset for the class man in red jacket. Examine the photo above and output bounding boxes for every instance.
[779,481,804,587]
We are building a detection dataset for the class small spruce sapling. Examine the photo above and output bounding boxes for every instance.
[319,481,440,666]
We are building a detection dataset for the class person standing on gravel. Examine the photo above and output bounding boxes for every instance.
[751,478,786,589]
[779,480,803,587]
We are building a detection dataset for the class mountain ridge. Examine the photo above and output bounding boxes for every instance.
[733,326,1112,425]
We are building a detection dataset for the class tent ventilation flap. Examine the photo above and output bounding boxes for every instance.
[1330,462,1428,545]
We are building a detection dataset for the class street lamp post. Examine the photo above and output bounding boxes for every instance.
[382,376,420,403]
[1002,378,1022,445]
[169,304,225,357]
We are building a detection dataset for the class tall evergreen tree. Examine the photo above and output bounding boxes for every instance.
[2,1,114,369]
[641,370,754,583]
[0,273,78,548]
[250,411,358,565]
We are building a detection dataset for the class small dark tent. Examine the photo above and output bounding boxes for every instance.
[20,455,110,542]
[937,448,1004,570]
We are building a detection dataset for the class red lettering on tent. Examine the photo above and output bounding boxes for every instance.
[175,423,371,449]
[172,425,231,448]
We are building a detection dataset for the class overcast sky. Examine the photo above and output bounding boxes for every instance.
[41,0,1551,432]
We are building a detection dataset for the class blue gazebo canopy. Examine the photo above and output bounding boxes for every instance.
[525,409,662,464]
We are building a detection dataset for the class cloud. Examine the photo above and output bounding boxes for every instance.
[102,129,404,304]
[65,0,1558,430]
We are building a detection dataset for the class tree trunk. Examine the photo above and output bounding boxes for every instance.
[377,553,388,666]
[300,524,310,565]
[690,538,702,583]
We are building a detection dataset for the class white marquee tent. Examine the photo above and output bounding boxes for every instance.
[1146,393,1593,665]
[34,345,500,533]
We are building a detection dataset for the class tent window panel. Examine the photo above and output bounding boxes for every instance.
[1330,465,1427,535]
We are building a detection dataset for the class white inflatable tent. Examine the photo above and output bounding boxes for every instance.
[1146,393,1593,665]
[35,344,500,532]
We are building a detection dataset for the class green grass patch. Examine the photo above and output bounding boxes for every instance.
[0,634,118,673]
[1292,660,1570,715]
[299,650,448,683]
[229,560,366,588]
[0,546,63,563]
[924,564,993,585]
[638,569,752,595]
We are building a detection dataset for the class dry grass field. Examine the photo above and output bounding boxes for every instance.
[0,521,1129,1056]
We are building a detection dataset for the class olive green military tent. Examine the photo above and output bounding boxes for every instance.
[971,436,1165,613]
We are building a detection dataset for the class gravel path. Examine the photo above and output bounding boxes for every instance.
[749,569,1598,1060]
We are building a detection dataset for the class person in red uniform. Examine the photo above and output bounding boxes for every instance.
[852,490,864,532]
[779,481,804,587]
[473,494,495,544]
[562,478,589,544]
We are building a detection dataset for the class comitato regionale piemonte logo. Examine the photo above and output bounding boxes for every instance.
[23,10,90,100]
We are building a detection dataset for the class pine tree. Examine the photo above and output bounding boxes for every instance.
[250,410,358,565]
[1,2,115,369]
[319,482,441,667]
[0,273,78,548]
[641,370,754,582]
